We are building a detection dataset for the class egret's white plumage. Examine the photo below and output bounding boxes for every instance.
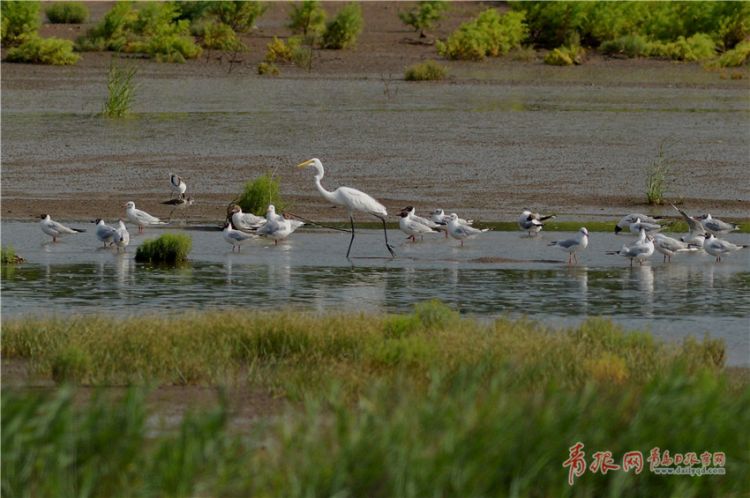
[615,213,661,234]
[223,221,255,252]
[39,214,84,242]
[703,233,748,262]
[446,213,488,247]
[608,229,655,266]
[125,201,167,233]
[113,219,130,252]
[298,158,394,258]
[652,233,698,263]
[257,205,304,244]
[548,227,589,264]
[94,219,116,247]
[518,208,555,236]
[170,173,187,197]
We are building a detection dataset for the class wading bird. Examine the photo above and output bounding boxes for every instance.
[607,228,654,266]
[162,195,194,221]
[652,233,698,263]
[113,219,130,252]
[703,233,748,262]
[548,227,589,264]
[431,209,472,238]
[297,158,394,259]
[446,213,488,247]
[93,219,116,247]
[697,213,739,236]
[628,217,663,235]
[672,204,706,248]
[399,209,437,242]
[257,205,304,244]
[228,204,266,231]
[170,173,187,198]
[518,208,555,236]
[223,221,255,252]
[39,214,85,242]
[125,201,167,234]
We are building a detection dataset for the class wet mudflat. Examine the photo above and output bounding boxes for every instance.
[3,222,748,366]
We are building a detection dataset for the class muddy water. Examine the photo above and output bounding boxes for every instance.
[3,222,749,366]
[2,72,749,220]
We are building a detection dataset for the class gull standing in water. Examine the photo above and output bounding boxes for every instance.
[125,201,167,233]
[170,173,187,198]
[703,233,748,262]
[518,208,555,236]
[113,219,130,252]
[93,219,116,247]
[228,204,267,231]
[697,213,739,236]
[399,209,437,242]
[446,213,488,247]
[223,221,255,252]
[607,228,654,266]
[672,204,706,248]
[431,209,472,239]
[297,158,394,259]
[257,205,304,244]
[652,233,698,263]
[614,213,662,234]
[548,227,589,264]
[39,214,85,242]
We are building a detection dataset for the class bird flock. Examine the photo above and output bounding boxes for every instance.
[37,159,746,265]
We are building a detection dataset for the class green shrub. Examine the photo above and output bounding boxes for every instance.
[200,21,245,52]
[264,36,301,63]
[129,30,202,63]
[236,174,285,215]
[718,39,750,67]
[404,59,447,81]
[436,9,527,61]
[647,33,716,61]
[321,3,363,49]
[288,0,326,37]
[51,346,91,383]
[398,0,448,38]
[76,1,137,52]
[290,40,313,70]
[544,43,585,66]
[103,63,136,118]
[257,61,279,76]
[208,1,266,34]
[600,33,650,58]
[5,35,80,65]
[45,2,89,24]
[1,245,22,264]
[1,0,40,46]
[135,234,192,264]
[173,1,212,22]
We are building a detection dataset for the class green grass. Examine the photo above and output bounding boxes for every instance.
[45,2,89,24]
[2,304,748,496]
[436,8,527,61]
[1,0,40,46]
[321,2,363,49]
[102,62,136,118]
[5,34,79,65]
[235,173,286,216]
[404,59,447,81]
[134,233,192,264]
[1,245,19,264]
[645,143,672,205]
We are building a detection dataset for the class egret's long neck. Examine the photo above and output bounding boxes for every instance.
[313,166,338,205]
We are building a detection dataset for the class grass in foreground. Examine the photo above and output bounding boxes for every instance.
[2,304,748,497]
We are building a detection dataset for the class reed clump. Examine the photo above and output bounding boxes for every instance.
[134,233,191,264]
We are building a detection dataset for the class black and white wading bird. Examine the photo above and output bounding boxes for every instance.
[518,208,555,236]
[39,214,85,242]
[703,233,748,262]
[170,173,187,198]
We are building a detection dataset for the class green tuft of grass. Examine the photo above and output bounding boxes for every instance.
[45,2,89,24]
[645,143,672,205]
[404,59,447,81]
[321,2,363,50]
[1,245,22,265]
[51,346,91,383]
[5,35,80,65]
[134,233,191,264]
[102,62,136,118]
[235,173,286,216]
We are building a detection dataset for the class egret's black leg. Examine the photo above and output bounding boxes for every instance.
[379,216,395,258]
[346,215,356,259]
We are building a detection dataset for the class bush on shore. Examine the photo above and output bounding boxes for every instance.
[5,35,80,65]
[321,3,363,49]
[436,9,527,61]
[404,59,447,81]
[1,0,40,46]
[45,2,89,24]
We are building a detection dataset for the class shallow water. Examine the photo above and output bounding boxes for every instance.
[3,222,749,366]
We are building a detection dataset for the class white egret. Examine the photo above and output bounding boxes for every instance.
[113,219,130,252]
[446,213,488,247]
[548,227,589,264]
[93,219,116,247]
[39,214,84,242]
[125,201,167,233]
[518,208,555,236]
[703,233,748,262]
[297,158,394,259]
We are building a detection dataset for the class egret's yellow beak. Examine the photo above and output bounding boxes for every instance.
[296,159,314,169]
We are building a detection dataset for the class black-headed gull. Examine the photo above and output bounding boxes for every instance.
[607,228,655,266]
[652,233,699,263]
[697,213,739,236]
[223,221,255,252]
[257,205,304,245]
[703,233,748,262]
[93,219,116,247]
[39,214,85,242]
[125,201,167,233]
[672,204,706,248]
[113,219,130,252]
[432,209,472,239]
[170,173,187,198]
[548,227,589,264]
[614,213,661,234]
[399,209,437,242]
[228,204,266,231]
[518,208,555,236]
[446,213,488,247]
[628,217,663,235]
